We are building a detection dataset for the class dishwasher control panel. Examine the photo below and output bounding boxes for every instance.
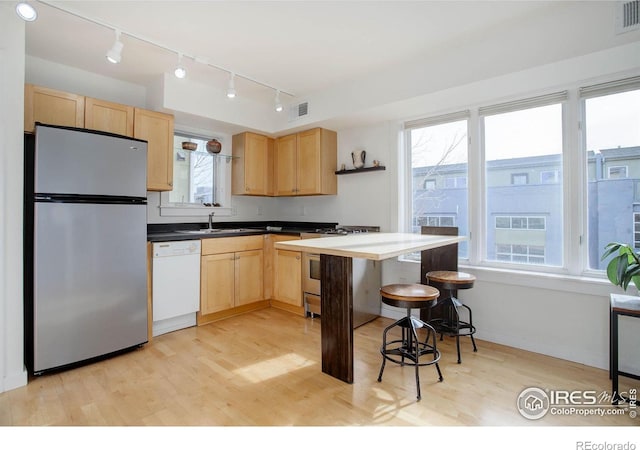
[153,240,201,257]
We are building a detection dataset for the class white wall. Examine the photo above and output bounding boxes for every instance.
[0,4,28,392]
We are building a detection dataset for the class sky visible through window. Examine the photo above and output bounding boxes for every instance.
[411,89,640,167]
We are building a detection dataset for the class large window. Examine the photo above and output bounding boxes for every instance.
[481,99,565,268]
[406,114,469,261]
[583,84,640,270]
[402,76,640,278]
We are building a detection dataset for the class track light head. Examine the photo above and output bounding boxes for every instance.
[16,2,37,21]
[274,90,283,112]
[106,30,123,64]
[174,53,187,79]
[226,73,236,99]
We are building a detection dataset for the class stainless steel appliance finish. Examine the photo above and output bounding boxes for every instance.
[26,124,149,375]
[301,226,382,328]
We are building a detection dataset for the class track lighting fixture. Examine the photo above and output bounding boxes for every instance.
[274,90,283,112]
[174,53,187,79]
[226,73,236,99]
[106,30,123,64]
[16,2,37,21]
[37,2,296,108]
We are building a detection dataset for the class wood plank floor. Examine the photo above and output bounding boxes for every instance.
[1,307,637,430]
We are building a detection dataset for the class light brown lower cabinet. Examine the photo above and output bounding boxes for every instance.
[197,236,267,325]
[269,235,303,316]
[273,249,302,307]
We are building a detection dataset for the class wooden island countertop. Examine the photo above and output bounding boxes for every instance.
[274,232,465,260]
[274,231,466,384]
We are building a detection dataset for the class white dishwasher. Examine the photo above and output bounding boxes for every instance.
[152,240,201,337]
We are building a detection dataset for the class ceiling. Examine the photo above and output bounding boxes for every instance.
[24,1,556,100]
[22,1,638,133]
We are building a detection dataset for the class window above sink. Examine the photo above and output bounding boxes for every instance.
[159,131,233,217]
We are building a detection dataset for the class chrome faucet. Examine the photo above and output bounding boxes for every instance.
[208,212,215,230]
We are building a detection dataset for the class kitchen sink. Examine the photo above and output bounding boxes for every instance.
[177,228,256,234]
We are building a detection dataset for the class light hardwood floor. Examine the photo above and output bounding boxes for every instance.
[1,307,637,428]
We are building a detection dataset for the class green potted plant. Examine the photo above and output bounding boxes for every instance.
[602,242,640,291]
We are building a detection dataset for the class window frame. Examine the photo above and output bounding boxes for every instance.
[402,111,471,262]
[158,130,233,217]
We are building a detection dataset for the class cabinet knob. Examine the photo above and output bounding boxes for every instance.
[296,255,301,260]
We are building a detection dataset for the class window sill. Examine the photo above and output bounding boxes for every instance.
[459,264,619,297]
[396,257,626,298]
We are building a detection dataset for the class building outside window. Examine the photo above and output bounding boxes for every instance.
[482,98,565,267]
[403,76,640,277]
[511,173,529,185]
[406,113,469,261]
[540,170,560,184]
[634,212,640,249]
[416,215,456,227]
[608,166,628,179]
[583,84,640,270]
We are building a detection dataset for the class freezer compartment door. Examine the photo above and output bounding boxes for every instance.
[33,202,148,373]
[34,124,147,198]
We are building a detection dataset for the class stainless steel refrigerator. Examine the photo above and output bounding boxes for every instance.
[24,123,149,375]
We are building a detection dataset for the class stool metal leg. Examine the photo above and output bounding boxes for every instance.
[378,312,443,401]
[428,292,477,364]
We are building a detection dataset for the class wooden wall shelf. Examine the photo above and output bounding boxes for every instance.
[335,166,386,175]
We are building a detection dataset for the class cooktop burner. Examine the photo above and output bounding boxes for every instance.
[314,225,381,235]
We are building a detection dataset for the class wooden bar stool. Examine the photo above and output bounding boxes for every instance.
[425,270,477,364]
[610,294,640,405]
[377,284,443,401]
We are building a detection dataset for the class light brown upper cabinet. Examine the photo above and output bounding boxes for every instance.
[24,84,85,132]
[25,84,175,191]
[84,97,134,137]
[133,108,174,192]
[275,128,337,196]
[274,133,298,196]
[232,132,274,196]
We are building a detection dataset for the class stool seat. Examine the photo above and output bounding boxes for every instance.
[378,283,443,401]
[426,270,476,290]
[425,270,477,364]
[380,284,440,309]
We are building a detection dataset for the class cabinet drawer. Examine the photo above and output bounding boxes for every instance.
[202,235,264,255]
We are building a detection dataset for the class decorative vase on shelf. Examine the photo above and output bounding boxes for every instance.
[352,149,366,169]
[206,139,222,154]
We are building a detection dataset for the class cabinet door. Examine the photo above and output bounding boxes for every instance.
[244,132,270,195]
[85,97,134,137]
[273,249,302,306]
[235,249,264,306]
[134,108,174,191]
[274,134,297,196]
[232,132,273,196]
[296,128,322,195]
[25,84,85,132]
[200,253,235,315]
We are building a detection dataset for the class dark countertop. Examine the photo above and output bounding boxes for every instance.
[147,221,337,243]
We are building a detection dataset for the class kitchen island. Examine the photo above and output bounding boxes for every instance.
[274,232,465,383]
